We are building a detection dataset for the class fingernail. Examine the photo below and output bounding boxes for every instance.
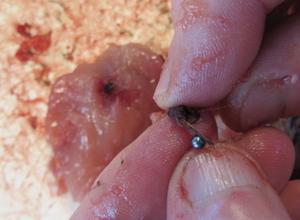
[240,84,284,130]
[168,147,291,219]
[153,67,171,107]
[181,147,265,205]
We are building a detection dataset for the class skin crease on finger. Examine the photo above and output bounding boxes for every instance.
[71,114,294,220]
[154,0,284,109]
[221,13,300,131]
[167,129,294,220]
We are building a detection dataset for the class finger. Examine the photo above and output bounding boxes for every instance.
[167,128,293,219]
[216,115,242,141]
[234,127,295,192]
[221,13,300,131]
[154,0,284,108]
[71,114,217,220]
[281,180,300,220]
[216,118,295,191]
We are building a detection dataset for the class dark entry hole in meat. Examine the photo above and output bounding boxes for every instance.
[103,81,115,95]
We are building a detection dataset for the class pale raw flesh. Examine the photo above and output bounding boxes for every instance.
[46,44,164,200]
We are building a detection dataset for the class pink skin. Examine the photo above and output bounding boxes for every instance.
[71,116,295,220]
[167,130,294,220]
[71,114,217,220]
[167,147,289,220]
[154,0,300,132]
[70,0,300,219]
[227,127,295,192]
[221,13,300,131]
[281,180,300,220]
[154,0,283,108]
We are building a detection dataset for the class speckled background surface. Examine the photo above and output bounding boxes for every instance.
[0,1,172,219]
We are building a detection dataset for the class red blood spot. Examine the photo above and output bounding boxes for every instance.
[255,75,293,88]
[16,23,32,38]
[179,163,189,200]
[28,116,38,129]
[191,50,225,72]
[15,32,51,62]
[179,161,193,207]
[15,41,34,62]
[30,33,51,52]
[179,182,189,201]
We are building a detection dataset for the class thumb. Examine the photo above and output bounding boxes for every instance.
[167,146,290,220]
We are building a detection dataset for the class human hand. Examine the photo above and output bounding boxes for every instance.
[70,115,299,219]
[71,0,300,219]
[154,0,300,131]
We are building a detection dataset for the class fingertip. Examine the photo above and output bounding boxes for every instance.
[167,146,290,220]
[221,14,300,131]
[235,127,295,191]
[155,0,267,109]
[220,80,286,131]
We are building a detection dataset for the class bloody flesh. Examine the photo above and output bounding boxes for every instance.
[46,44,163,200]
[15,30,51,63]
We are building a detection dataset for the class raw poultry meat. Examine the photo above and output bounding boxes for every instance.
[46,44,164,200]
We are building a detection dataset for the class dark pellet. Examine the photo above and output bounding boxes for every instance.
[192,135,206,149]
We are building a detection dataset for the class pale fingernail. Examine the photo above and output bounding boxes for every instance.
[181,147,265,205]
[154,67,171,107]
[168,147,291,220]
[240,84,284,130]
